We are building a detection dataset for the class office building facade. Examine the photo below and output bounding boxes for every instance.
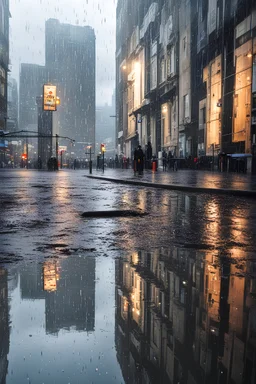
[7,77,18,132]
[45,19,96,156]
[19,64,47,131]
[116,0,256,171]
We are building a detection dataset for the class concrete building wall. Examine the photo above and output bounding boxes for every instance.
[116,0,256,171]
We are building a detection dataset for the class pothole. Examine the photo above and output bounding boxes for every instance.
[81,210,148,218]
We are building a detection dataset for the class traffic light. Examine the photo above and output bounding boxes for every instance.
[100,143,106,153]
[21,153,27,160]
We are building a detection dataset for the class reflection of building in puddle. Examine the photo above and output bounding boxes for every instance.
[0,268,9,383]
[45,256,96,335]
[115,248,256,384]
[20,263,45,300]
[19,257,96,336]
[43,261,60,292]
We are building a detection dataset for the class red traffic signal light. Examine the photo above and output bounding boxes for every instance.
[100,143,106,153]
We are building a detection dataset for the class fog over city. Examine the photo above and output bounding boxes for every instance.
[9,0,116,105]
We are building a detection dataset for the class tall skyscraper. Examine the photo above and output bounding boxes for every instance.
[0,0,10,131]
[19,64,47,131]
[7,77,18,132]
[45,19,96,156]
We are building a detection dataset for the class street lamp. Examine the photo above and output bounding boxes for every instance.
[101,143,106,173]
[87,145,93,174]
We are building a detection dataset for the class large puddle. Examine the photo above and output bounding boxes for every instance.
[1,247,256,383]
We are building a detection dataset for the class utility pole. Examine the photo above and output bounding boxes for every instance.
[56,134,59,171]
[89,146,92,174]
[26,138,29,169]
[85,145,94,174]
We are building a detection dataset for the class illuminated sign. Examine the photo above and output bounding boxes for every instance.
[43,84,57,111]
[59,146,67,152]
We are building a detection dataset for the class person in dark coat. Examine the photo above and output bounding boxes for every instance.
[146,141,152,169]
[162,149,167,171]
[133,147,138,174]
[137,145,144,175]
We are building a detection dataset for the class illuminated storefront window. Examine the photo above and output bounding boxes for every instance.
[161,103,170,147]
[203,55,222,155]
[233,40,252,146]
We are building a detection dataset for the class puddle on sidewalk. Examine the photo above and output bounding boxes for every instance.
[1,247,256,383]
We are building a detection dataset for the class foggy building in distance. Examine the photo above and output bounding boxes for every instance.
[0,0,10,130]
[19,64,47,131]
[7,77,18,132]
[96,103,115,157]
[45,256,96,335]
[45,19,96,157]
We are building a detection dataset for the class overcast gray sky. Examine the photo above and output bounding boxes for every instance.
[9,0,116,106]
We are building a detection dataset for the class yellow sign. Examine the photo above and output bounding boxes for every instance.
[43,84,57,111]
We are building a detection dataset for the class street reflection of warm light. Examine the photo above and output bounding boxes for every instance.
[131,252,139,265]
[161,194,170,215]
[204,200,220,240]
[228,265,245,333]
[43,261,59,292]
[130,272,143,327]
[55,182,70,203]
[230,207,248,244]
[138,190,146,211]
[122,297,128,321]
[204,252,221,322]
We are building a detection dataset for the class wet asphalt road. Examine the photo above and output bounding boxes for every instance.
[1,169,256,383]
[1,169,256,258]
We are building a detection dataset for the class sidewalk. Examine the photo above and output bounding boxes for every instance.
[87,168,256,197]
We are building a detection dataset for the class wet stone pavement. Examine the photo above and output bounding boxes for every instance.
[94,167,256,191]
[0,169,256,383]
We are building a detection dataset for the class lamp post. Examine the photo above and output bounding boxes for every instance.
[26,138,29,169]
[87,145,92,174]
[101,143,106,173]
[56,134,59,171]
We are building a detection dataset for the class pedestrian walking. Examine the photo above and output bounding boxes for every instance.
[162,149,167,171]
[133,147,138,174]
[115,154,119,169]
[137,145,144,175]
[146,141,152,169]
